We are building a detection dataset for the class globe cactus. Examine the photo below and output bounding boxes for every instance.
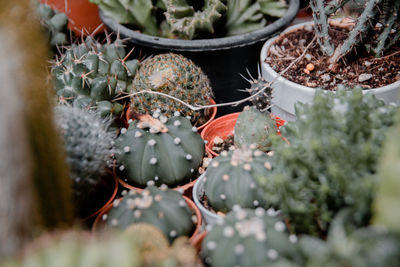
[103,186,196,242]
[116,112,205,187]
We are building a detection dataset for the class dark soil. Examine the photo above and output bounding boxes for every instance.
[264,24,400,90]
[199,193,225,216]
[212,135,234,154]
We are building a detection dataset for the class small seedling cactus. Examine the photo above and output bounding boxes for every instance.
[130,53,213,126]
[116,111,205,188]
[204,146,272,213]
[234,106,278,152]
[51,35,139,119]
[202,207,302,267]
[103,186,196,242]
[243,75,273,111]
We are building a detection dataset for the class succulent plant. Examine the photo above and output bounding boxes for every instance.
[51,35,139,119]
[257,88,398,236]
[244,75,273,111]
[234,106,278,152]
[103,186,196,242]
[0,0,73,258]
[116,113,205,187]
[202,207,303,267]
[36,2,69,47]
[204,147,272,213]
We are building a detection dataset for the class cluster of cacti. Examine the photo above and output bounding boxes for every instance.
[202,207,303,267]
[116,113,205,187]
[36,2,69,47]
[51,35,139,119]
[103,186,196,242]
[0,0,73,258]
[204,147,272,213]
[310,0,400,69]
[234,106,278,152]
[256,88,397,236]
[130,53,213,126]
[90,0,288,39]
[54,105,115,215]
[2,224,200,267]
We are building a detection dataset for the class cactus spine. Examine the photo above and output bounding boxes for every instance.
[0,0,73,258]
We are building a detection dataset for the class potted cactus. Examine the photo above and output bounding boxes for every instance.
[89,0,300,115]
[260,0,400,120]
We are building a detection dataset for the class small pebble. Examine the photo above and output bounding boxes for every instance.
[358,73,373,82]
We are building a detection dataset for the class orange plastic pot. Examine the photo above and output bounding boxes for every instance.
[92,195,202,243]
[39,0,104,36]
[190,231,207,253]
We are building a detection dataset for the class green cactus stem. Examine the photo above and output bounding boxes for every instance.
[310,0,334,56]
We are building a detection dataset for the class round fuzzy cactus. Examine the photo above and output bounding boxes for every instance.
[234,106,278,152]
[115,113,205,187]
[52,36,139,119]
[202,207,302,267]
[103,186,196,242]
[130,53,213,126]
[204,147,272,213]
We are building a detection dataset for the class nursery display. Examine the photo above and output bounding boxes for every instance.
[257,88,397,236]
[261,0,400,120]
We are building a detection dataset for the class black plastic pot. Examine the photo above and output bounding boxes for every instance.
[99,0,299,115]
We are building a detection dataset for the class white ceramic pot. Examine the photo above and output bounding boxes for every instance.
[260,21,400,121]
[192,173,222,225]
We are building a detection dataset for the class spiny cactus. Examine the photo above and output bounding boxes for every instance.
[51,35,139,120]
[202,207,302,267]
[0,0,73,258]
[164,0,227,39]
[243,75,273,111]
[54,105,115,216]
[310,0,400,69]
[130,52,213,127]
[116,113,205,187]
[103,186,196,242]
[257,88,398,236]
[36,2,69,47]
[234,106,278,152]
[204,147,272,213]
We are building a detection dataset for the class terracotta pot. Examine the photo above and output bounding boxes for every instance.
[39,0,104,36]
[125,98,217,133]
[92,195,202,242]
[201,113,286,157]
[190,231,207,253]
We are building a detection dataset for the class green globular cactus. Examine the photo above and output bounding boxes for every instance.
[234,106,278,152]
[204,147,271,213]
[244,75,273,111]
[257,88,398,236]
[116,113,205,187]
[202,207,302,267]
[103,186,196,242]
[164,0,227,39]
[36,3,69,47]
[130,53,213,126]
[51,36,139,120]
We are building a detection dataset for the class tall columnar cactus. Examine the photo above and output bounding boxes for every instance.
[234,106,278,152]
[204,147,272,213]
[103,186,196,242]
[51,35,139,119]
[202,207,302,267]
[257,88,397,236]
[0,0,73,259]
[115,113,205,187]
[310,0,400,69]
[130,53,213,126]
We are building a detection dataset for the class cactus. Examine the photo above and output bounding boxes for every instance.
[0,0,73,258]
[103,186,196,242]
[54,105,115,216]
[36,2,69,47]
[204,147,272,213]
[51,35,139,120]
[164,0,227,39]
[202,207,302,267]
[257,88,397,236]
[130,53,213,127]
[116,113,205,187]
[244,74,273,111]
[234,106,278,152]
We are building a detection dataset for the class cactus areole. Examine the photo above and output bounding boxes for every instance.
[116,113,205,187]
